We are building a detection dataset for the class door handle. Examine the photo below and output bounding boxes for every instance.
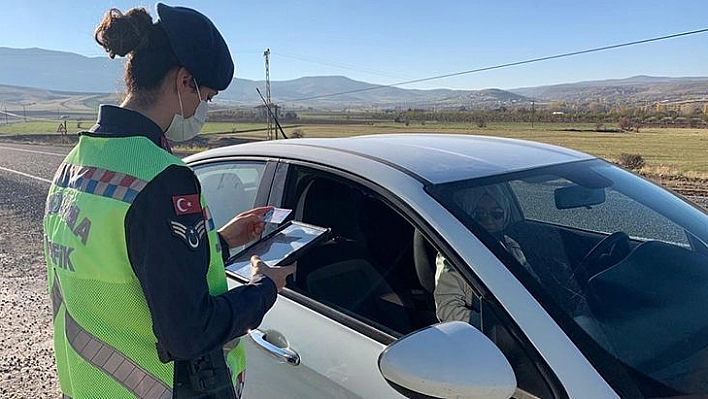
[248,329,301,366]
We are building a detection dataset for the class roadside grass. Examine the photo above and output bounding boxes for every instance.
[0,121,71,134]
[199,122,300,135]
[172,145,211,154]
[0,121,281,135]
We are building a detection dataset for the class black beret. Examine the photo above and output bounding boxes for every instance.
[156,3,234,91]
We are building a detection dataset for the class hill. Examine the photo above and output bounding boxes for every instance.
[2,47,708,110]
[510,76,708,107]
[0,47,124,93]
[218,76,530,109]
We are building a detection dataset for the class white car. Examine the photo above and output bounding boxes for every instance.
[185,134,708,399]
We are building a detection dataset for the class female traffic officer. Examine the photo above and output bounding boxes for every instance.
[43,4,294,398]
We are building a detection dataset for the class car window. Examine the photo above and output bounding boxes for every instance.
[434,252,556,399]
[277,166,436,336]
[193,160,266,230]
[428,159,708,397]
[511,177,689,246]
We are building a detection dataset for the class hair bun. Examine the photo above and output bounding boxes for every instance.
[95,7,153,59]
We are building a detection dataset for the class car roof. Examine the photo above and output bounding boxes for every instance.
[185,134,595,184]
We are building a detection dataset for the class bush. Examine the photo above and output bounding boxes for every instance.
[617,153,645,170]
[291,128,305,138]
[618,118,631,131]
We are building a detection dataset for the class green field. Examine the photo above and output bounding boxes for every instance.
[273,122,708,176]
[2,120,707,177]
[0,121,73,135]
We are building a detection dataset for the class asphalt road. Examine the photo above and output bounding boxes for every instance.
[0,141,706,397]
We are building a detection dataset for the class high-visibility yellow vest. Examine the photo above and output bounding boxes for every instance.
[44,134,245,398]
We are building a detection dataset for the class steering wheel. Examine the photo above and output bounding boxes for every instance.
[575,231,631,289]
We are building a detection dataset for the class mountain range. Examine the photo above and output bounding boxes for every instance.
[2,47,707,110]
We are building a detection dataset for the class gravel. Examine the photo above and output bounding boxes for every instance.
[0,173,59,398]
[692,196,708,209]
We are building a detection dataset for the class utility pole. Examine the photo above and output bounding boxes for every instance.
[20,101,35,123]
[263,48,274,140]
[531,100,535,128]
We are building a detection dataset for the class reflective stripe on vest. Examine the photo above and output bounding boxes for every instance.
[51,272,63,321]
[52,162,149,204]
[51,275,172,399]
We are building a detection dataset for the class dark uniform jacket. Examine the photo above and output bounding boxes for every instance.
[86,105,277,361]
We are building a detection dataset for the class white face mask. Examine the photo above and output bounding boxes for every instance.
[164,80,207,142]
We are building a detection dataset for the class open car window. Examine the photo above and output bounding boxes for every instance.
[279,166,431,336]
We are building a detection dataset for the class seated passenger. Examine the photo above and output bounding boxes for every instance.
[434,184,535,324]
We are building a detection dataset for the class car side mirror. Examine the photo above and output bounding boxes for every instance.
[378,321,516,399]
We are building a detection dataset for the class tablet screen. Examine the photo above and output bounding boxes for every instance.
[226,221,330,279]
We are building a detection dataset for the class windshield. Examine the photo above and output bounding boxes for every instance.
[428,159,708,397]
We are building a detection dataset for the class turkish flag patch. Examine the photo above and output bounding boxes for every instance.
[172,194,201,215]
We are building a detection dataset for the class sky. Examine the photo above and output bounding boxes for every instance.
[1,0,707,90]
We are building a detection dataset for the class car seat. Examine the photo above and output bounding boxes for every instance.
[293,178,369,282]
[305,259,411,333]
[412,229,440,325]
[413,229,437,293]
[294,178,412,333]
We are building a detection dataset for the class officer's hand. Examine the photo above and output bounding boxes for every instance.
[250,256,296,292]
[218,206,272,249]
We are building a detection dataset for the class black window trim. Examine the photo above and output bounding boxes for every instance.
[189,156,278,204]
[431,237,568,399]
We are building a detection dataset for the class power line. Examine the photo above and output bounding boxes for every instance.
[290,27,708,102]
[273,51,414,80]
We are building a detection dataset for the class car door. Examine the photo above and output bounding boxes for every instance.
[234,162,414,399]
[192,158,400,398]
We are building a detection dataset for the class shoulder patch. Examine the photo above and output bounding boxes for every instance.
[169,219,207,250]
[172,194,201,216]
